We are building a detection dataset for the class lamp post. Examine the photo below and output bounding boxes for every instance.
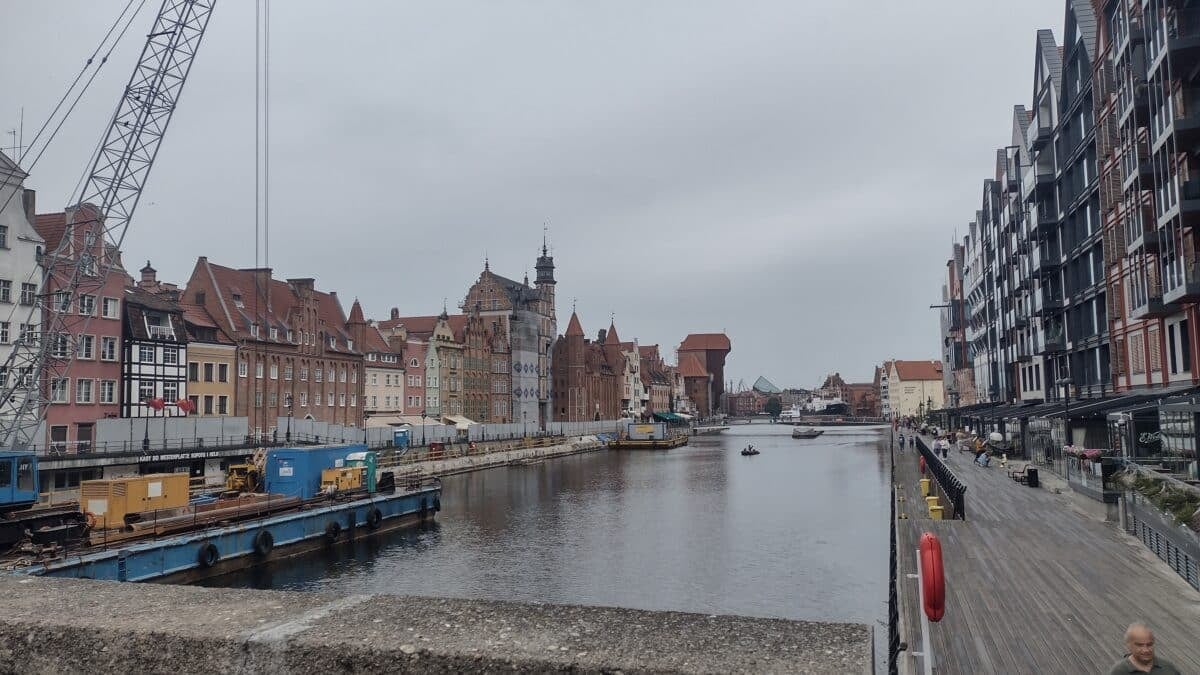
[284,393,293,444]
[523,410,528,439]
[420,410,427,446]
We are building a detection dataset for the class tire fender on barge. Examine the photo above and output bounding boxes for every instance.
[197,542,219,568]
[252,530,274,557]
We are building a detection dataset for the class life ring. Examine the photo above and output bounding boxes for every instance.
[84,512,97,530]
[197,542,220,568]
[367,508,383,530]
[919,456,926,476]
[253,530,274,557]
[432,497,441,512]
[919,532,945,622]
[324,521,342,544]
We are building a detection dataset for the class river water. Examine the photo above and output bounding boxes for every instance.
[203,423,891,630]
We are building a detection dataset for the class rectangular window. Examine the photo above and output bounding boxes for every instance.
[50,378,69,403]
[328,392,335,407]
[77,334,94,359]
[372,395,378,407]
[162,347,178,365]
[204,395,214,415]
[100,380,116,404]
[139,381,155,402]
[315,368,323,382]
[340,368,346,383]
[351,369,357,384]
[255,391,263,408]
[351,394,356,408]
[300,366,308,381]
[51,333,69,358]
[188,362,200,382]
[270,327,278,340]
[256,362,264,379]
[339,393,346,407]
[287,329,295,342]
[239,360,248,378]
[284,364,293,380]
[53,291,70,312]
[102,297,120,319]
[250,323,259,338]
[270,363,278,380]
[372,374,378,386]
[203,362,214,382]
[218,363,229,382]
[75,379,93,404]
[0,280,9,303]
[269,391,277,407]
[1182,320,1192,372]
[299,392,308,407]
[162,382,177,402]
[101,337,117,361]
[327,368,334,382]
[139,345,155,362]
[217,395,229,414]
[20,283,36,306]
[1170,324,1179,374]
[78,294,96,316]
[189,395,200,414]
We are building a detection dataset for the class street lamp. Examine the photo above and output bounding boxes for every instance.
[522,410,528,439]
[420,410,427,446]
[284,392,293,444]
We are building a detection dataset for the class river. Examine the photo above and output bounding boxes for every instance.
[202,423,891,630]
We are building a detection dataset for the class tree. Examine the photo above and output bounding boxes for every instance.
[764,396,782,420]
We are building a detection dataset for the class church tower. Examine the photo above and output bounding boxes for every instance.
[534,235,557,425]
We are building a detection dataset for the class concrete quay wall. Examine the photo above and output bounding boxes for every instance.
[393,437,606,478]
[0,577,870,674]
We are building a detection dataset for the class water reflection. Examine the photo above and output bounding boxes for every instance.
[201,424,890,625]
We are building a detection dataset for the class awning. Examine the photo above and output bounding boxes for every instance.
[675,413,695,420]
[443,415,477,431]
[653,412,684,422]
[364,415,406,428]
[1046,393,1162,419]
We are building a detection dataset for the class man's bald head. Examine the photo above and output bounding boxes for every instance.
[1124,623,1156,666]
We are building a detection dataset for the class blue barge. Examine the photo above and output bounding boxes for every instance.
[12,442,442,584]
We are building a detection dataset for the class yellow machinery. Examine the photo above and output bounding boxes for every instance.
[320,466,364,493]
[225,448,267,493]
[80,473,191,528]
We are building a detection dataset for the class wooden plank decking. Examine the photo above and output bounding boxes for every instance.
[894,436,1200,673]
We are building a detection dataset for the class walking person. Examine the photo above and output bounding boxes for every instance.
[1108,623,1180,674]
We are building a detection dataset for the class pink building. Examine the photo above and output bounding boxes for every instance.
[35,205,130,452]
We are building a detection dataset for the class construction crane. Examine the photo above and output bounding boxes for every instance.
[0,0,216,452]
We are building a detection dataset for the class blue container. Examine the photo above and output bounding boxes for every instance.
[393,428,410,450]
[0,450,39,510]
[263,444,366,499]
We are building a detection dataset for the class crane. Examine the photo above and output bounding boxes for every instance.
[0,0,215,453]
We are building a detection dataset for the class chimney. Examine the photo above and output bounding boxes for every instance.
[598,329,607,343]
[391,307,400,320]
[287,277,314,296]
[22,189,35,224]
[139,260,157,288]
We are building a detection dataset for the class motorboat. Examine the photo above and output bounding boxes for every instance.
[792,427,824,439]
[740,446,760,456]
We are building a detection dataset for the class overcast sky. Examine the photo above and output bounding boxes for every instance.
[2,1,1064,388]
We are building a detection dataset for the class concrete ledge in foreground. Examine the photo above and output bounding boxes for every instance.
[0,577,870,674]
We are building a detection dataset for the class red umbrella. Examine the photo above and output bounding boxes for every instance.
[146,397,166,411]
[176,398,195,414]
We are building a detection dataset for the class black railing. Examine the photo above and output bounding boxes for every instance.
[917,437,967,520]
[887,430,901,674]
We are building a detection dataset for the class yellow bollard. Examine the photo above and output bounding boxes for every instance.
[929,505,944,520]
[926,495,940,510]
[919,478,931,497]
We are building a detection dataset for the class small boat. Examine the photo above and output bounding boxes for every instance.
[792,427,824,439]
[740,446,760,456]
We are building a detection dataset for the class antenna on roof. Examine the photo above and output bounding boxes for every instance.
[484,250,489,271]
[543,222,550,256]
[572,297,577,312]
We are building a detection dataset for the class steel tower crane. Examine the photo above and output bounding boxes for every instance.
[0,0,216,451]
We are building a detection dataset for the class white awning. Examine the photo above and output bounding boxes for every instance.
[675,413,695,420]
[364,415,428,428]
[443,415,478,430]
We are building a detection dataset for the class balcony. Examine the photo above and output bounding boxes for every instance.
[1172,86,1200,151]
[1127,204,1162,254]
[146,324,176,341]
[1029,210,1056,237]
[1042,327,1066,353]
[1016,343,1033,363]
[1030,121,1054,150]
[1033,247,1062,278]
[1023,164,1055,197]
[1164,261,1200,305]
[1167,10,1200,67]
[1035,292,1065,316]
[1180,178,1200,226]
[1014,310,1029,328]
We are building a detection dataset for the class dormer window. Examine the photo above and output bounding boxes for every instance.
[270,327,278,340]
[411,358,418,367]
[329,336,336,349]
[232,293,244,309]
[287,329,295,342]
[250,323,259,337]
[348,339,354,351]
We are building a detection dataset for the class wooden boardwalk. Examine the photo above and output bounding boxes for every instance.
[894,436,1200,673]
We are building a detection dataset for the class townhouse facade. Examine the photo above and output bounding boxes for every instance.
[120,284,188,418]
[0,151,44,435]
[550,311,620,421]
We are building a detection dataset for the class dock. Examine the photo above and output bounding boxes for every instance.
[893,436,1200,672]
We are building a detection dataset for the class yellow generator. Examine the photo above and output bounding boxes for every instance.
[320,467,364,494]
[225,463,261,492]
[80,473,191,528]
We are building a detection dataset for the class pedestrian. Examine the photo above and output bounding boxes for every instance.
[940,437,949,459]
[1108,623,1180,674]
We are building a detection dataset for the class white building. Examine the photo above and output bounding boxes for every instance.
[0,151,45,428]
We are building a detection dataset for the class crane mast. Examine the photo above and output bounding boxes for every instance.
[0,0,215,451]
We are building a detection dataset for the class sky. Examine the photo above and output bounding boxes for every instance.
[1,1,1066,389]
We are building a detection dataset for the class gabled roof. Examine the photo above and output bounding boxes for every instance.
[380,313,467,340]
[0,149,26,184]
[604,322,621,345]
[677,353,708,378]
[892,360,943,382]
[482,270,540,307]
[348,299,365,324]
[679,333,731,352]
[34,212,69,252]
[1036,29,1062,98]
[1070,0,1098,62]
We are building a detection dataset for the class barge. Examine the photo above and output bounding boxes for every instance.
[608,435,689,450]
[3,444,442,583]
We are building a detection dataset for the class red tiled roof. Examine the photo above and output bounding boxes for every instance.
[348,299,365,324]
[34,212,67,251]
[380,314,467,341]
[181,303,234,344]
[677,353,708,378]
[638,345,658,357]
[604,322,621,345]
[565,312,584,337]
[893,360,943,382]
[679,333,731,352]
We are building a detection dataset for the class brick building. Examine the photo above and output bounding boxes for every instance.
[184,258,364,436]
[347,301,406,420]
[677,333,731,417]
[638,345,672,415]
[550,311,620,421]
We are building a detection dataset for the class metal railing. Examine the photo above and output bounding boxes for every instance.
[917,437,967,520]
[887,430,901,674]
[35,434,284,458]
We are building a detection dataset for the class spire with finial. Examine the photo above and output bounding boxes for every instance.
[535,224,555,286]
[484,251,489,271]
[348,298,365,325]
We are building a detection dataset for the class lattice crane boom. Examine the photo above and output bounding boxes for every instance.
[0,0,216,451]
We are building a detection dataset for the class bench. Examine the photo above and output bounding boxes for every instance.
[1009,465,1031,484]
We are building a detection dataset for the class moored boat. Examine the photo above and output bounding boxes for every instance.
[791,427,824,439]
